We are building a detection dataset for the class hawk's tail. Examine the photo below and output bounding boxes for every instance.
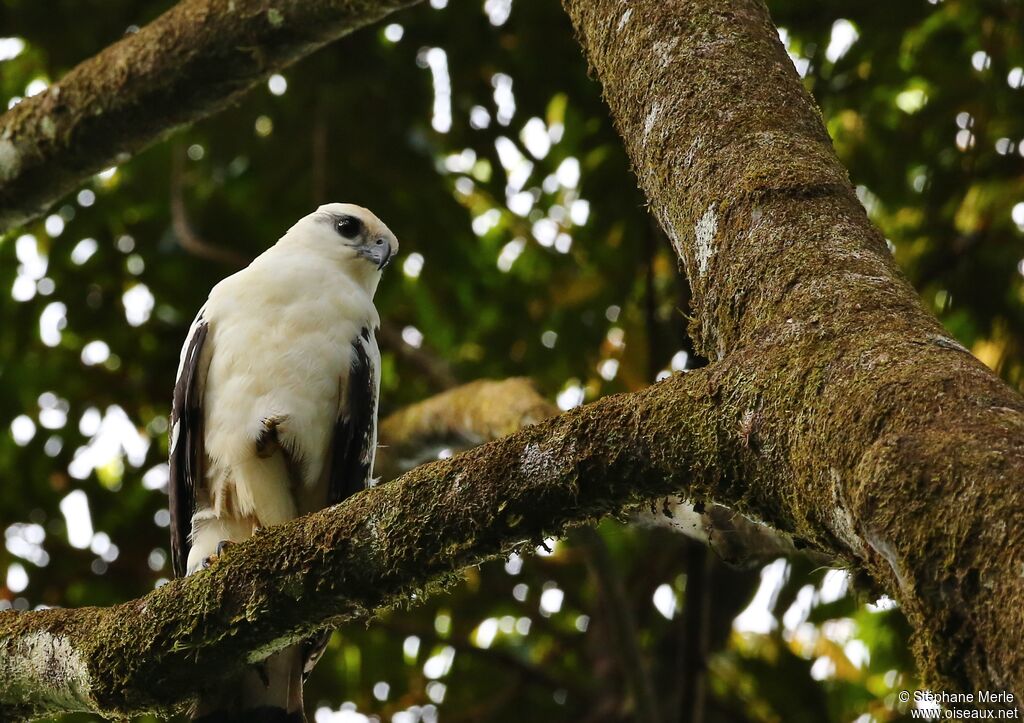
[192,645,305,722]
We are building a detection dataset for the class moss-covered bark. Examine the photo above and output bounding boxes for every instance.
[0,374,723,720]
[561,0,1024,699]
[0,0,420,232]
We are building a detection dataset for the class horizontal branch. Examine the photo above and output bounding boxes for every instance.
[0,372,731,720]
[375,378,812,567]
[0,377,802,718]
[0,0,421,232]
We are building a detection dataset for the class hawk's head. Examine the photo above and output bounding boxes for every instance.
[285,202,400,289]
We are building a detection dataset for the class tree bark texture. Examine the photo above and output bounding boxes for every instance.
[560,0,1024,700]
[0,0,421,232]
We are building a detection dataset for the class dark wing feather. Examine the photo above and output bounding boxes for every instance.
[168,312,209,578]
[326,329,377,506]
[303,329,378,678]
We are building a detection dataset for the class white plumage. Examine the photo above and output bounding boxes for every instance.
[168,203,397,722]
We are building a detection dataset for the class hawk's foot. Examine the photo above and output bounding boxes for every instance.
[255,415,289,457]
[201,540,236,569]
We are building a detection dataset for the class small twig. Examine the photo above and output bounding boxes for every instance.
[377,323,459,392]
[677,541,710,723]
[169,144,252,268]
[576,526,662,723]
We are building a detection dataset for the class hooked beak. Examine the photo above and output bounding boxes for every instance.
[356,241,394,270]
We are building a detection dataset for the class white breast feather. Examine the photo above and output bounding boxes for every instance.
[200,245,378,525]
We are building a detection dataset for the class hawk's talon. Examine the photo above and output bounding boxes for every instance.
[255,415,289,457]
[256,661,271,688]
[201,540,235,569]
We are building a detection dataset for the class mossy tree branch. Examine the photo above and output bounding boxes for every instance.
[561,0,1024,699]
[0,372,727,721]
[0,0,422,232]
[374,378,806,566]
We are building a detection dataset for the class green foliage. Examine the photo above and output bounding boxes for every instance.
[1,0,1021,720]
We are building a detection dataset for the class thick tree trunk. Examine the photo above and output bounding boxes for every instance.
[0,0,420,231]
[561,0,1024,699]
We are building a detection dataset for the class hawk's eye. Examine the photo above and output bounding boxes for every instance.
[336,216,363,240]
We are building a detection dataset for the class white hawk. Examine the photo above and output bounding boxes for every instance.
[168,203,398,722]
